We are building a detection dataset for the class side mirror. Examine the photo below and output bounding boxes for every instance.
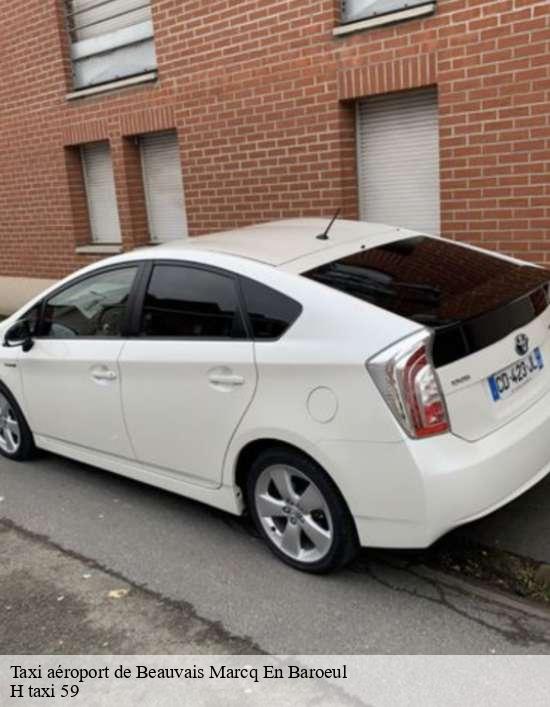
[3,320,34,352]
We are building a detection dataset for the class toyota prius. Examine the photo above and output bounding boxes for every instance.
[1,218,550,572]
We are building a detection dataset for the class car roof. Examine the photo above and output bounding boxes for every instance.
[148,218,416,271]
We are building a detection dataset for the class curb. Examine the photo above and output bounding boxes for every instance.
[415,564,550,622]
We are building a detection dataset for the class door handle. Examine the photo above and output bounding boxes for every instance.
[208,373,245,387]
[91,369,117,382]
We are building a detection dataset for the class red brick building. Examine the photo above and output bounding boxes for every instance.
[0,1,548,313]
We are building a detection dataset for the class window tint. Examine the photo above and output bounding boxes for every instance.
[305,237,550,367]
[42,267,137,338]
[240,277,302,339]
[305,237,550,326]
[141,265,245,339]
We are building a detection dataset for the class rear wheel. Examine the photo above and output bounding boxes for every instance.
[247,447,358,573]
[0,386,35,461]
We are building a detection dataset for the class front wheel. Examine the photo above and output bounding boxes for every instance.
[247,448,359,573]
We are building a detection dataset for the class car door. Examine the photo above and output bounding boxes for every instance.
[119,262,257,486]
[18,265,140,458]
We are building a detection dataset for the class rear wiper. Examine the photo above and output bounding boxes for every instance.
[314,270,440,305]
[312,272,394,298]
[324,263,441,300]
[393,280,441,298]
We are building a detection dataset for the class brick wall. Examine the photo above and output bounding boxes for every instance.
[0,0,548,281]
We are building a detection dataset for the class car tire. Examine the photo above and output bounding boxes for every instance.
[247,447,359,573]
[0,384,35,461]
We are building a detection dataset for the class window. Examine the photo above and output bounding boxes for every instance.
[65,1,157,90]
[140,132,188,242]
[81,142,122,244]
[240,278,302,340]
[341,1,436,27]
[357,88,440,235]
[141,265,246,339]
[41,267,137,338]
[305,238,550,366]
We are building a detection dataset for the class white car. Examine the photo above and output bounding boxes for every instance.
[2,218,550,573]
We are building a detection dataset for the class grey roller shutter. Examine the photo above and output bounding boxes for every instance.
[81,142,122,244]
[357,88,440,235]
[141,132,188,242]
[69,0,152,41]
[67,1,156,89]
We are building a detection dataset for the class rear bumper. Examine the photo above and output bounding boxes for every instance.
[319,388,550,549]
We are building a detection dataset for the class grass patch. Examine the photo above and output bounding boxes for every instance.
[426,536,550,605]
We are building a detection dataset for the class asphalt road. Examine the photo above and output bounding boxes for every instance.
[1,452,550,654]
[0,523,257,655]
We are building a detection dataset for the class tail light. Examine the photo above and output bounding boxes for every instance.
[367,331,449,439]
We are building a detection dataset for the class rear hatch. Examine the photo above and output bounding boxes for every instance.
[305,236,550,441]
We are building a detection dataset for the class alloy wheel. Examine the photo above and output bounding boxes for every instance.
[254,464,333,563]
[0,392,20,455]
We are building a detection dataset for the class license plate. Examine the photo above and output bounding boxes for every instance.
[488,348,544,402]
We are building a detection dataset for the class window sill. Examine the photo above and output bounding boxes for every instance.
[333,3,435,37]
[66,72,158,101]
[75,244,123,255]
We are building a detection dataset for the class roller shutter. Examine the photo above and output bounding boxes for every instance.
[81,142,122,244]
[141,132,188,242]
[357,88,440,235]
[67,1,157,89]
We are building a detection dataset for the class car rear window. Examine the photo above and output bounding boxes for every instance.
[305,237,550,366]
[305,237,550,326]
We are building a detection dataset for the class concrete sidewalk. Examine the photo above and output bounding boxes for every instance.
[461,474,550,565]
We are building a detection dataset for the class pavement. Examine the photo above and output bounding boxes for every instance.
[1,452,550,655]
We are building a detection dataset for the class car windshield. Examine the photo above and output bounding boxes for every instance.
[304,236,550,327]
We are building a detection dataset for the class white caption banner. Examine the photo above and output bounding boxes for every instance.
[1,655,549,706]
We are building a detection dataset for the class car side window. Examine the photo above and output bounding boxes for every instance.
[41,267,138,339]
[140,265,246,339]
[240,277,302,340]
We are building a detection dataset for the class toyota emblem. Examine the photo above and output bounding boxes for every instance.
[515,333,529,357]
